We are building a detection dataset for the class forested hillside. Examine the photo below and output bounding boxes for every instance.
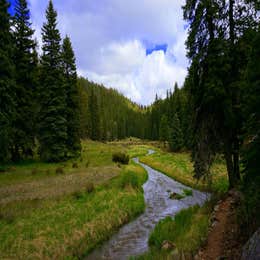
[78,77,148,141]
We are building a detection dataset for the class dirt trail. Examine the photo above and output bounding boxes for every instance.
[197,190,242,260]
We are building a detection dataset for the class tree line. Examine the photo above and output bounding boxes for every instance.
[0,0,81,163]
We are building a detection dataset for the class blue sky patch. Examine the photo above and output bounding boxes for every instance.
[146,44,168,56]
[8,0,15,16]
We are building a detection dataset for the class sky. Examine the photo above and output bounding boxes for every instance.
[9,0,189,105]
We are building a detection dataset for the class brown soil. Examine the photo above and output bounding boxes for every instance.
[197,190,243,260]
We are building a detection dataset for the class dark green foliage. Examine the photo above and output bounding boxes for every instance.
[62,36,81,158]
[169,113,184,152]
[159,115,169,144]
[12,0,37,161]
[241,28,260,231]
[0,0,16,163]
[88,88,100,140]
[38,0,67,162]
[78,77,148,141]
[183,0,259,187]
[112,152,129,165]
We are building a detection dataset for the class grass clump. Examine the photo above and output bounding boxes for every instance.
[183,188,193,196]
[112,152,129,164]
[136,205,209,259]
[120,170,139,189]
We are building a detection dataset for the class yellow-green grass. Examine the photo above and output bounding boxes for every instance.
[0,140,148,259]
[135,204,210,260]
[0,162,147,259]
[140,151,228,193]
[127,144,157,158]
[0,140,127,187]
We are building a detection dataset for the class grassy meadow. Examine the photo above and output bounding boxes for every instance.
[139,150,228,193]
[0,140,148,259]
[0,140,229,259]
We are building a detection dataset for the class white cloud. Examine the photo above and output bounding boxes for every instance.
[28,0,188,105]
[79,40,187,105]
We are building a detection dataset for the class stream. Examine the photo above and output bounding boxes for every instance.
[87,151,209,260]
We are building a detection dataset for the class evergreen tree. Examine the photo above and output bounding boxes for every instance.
[12,0,36,161]
[169,113,184,152]
[39,0,67,162]
[159,114,169,146]
[62,36,81,157]
[0,0,16,163]
[242,27,260,228]
[88,88,100,140]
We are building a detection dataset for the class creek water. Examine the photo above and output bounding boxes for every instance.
[86,151,209,260]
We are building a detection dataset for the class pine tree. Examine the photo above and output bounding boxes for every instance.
[88,88,100,140]
[39,0,67,162]
[159,114,169,146]
[12,0,36,161]
[242,28,260,226]
[61,36,81,157]
[169,113,184,152]
[0,0,16,163]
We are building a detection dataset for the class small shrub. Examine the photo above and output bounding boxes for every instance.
[55,167,64,174]
[31,168,37,175]
[112,152,129,165]
[72,162,78,168]
[85,182,94,193]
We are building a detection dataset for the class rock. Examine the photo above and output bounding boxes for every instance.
[241,228,260,260]
[214,205,219,212]
[161,240,176,250]
[212,220,219,227]
[169,192,184,200]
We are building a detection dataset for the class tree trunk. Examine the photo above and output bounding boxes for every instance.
[224,142,236,189]
[233,133,240,180]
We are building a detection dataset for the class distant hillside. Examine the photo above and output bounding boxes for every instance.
[78,77,149,140]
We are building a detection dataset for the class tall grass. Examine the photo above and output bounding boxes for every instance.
[0,141,148,259]
[136,205,210,259]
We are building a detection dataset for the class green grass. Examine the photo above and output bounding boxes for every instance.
[183,188,193,196]
[0,141,148,259]
[140,150,228,193]
[0,140,128,187]
[136,205,210,259]
[127,144,156,158]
